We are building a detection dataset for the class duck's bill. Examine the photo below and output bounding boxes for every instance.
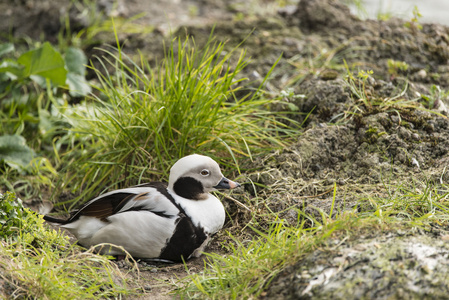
[214,177,241,190]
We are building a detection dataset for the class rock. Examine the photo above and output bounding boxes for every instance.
[263,234,449,299]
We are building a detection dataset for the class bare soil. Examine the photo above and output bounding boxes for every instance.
[2,0,449,299]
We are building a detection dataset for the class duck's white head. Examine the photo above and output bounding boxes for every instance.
[168,154,240,200]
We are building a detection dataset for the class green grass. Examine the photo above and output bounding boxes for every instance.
[359,175,449,225]
[0,192,136,299]
[1,241,134,299]
[340,61,447,123]
[53,31,300,208]
[178,218,328,299]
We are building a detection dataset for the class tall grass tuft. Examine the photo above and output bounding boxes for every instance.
[55,33,299,207]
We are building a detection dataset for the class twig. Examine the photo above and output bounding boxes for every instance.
[297,186,335,199]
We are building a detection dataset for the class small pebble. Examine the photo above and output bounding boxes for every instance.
[391,115,400,124]
[421,265,431,274]
[411,157,420,169]
[417,69,427,79]
[300,271,312,279]
[354,244,367,251]
[333,256,346,264]
[411,133,420,141]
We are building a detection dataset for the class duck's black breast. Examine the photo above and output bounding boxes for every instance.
[159,213,208,262]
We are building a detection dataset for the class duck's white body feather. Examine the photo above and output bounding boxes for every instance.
[169,189,226,234]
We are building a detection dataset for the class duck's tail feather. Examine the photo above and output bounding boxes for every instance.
[43,215,69,224]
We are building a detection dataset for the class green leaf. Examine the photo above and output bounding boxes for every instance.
[66,72,92,97]
[17,42,67,86]
[0,43,14,57]
[38,109,53,136]
[65,47,91,97]
[0,60,24,79]
[65,47,87,75]
[0,135,34,168]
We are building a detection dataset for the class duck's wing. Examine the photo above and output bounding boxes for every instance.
[46,182,179,224]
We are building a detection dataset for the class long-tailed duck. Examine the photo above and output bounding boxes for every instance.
[44,154,240,262]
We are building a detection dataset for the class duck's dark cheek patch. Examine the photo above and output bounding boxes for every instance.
[173,177,204,200]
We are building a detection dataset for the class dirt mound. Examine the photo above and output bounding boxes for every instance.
[293,0,360,32]
[246,0,449,200]
[263,87,449,184]
[287,0,449,86]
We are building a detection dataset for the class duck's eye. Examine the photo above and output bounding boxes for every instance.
[200,169,210,176]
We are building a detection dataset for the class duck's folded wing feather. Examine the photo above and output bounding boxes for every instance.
[67,182,178,222]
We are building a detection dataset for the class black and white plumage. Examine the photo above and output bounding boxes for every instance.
[43,154,240,262]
